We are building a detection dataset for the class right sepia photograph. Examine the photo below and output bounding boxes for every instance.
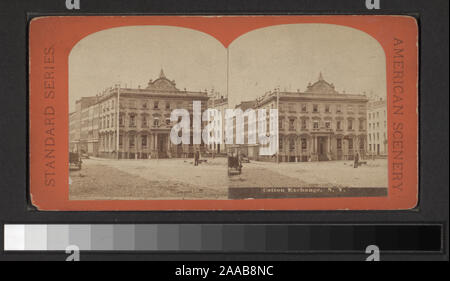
[226,24,388,199]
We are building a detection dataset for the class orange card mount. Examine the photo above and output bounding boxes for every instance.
[29,15,418,210]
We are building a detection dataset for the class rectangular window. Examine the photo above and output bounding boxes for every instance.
[337,139,342,149]
[313,121,319,129]
[129,115,135,127]
[301,138,307,149]
[154,101,159,109]
[313,104,318,112]
[348,119,353,130]
[325,105,330,113]
[301,104,307,112]
[279,119,284,129]
[166,102,170,110]
[119,135,123,146]
[142,116,147,127]
[337,120,341,130]
[336,104,342,113]
[289,119,295,130]
[325,121,331,129]
[142,135,147,147]
[359,120,364,130]
[301,119,307,129]
[359,139,364,149]
[289,139,295,151]
[348,139,353,149]
[129,137,135,148]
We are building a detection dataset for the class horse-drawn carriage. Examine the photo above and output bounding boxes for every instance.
[69,152,82,170]
[227,147,243,176]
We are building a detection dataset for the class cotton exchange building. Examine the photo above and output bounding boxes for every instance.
[69,70,209,159]
[237,74,369,162]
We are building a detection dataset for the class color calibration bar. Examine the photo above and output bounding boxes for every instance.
[3,224,442,252]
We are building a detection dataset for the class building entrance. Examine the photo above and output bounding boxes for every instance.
[318,136,328,161]
[157,134,168,158]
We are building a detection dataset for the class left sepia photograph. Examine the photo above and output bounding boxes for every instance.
[68,26,229,200]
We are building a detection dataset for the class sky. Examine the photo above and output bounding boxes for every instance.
[69,23,386,112]
[69,25,227,112]
[228,23,386,108]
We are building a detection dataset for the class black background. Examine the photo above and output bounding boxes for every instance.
[0,0,448,261]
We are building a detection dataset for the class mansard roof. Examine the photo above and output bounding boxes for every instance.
[146,68,179,91]
[304,72,338,95]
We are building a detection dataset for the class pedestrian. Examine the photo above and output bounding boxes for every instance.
[354,152,359,168]
[194,150,199,166]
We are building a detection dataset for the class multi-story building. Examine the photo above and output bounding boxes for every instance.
[367,99,387,156]
[234,73,369,162]
[69,96,99,154]
[69,69,209,159]
[207,93,228,155]
[69,112,79,152]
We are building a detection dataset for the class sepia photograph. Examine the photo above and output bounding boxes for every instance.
[226,24,388,199]
[68,23,388,200]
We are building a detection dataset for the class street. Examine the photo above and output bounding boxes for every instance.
[69,157,228,200]
[230,159,388,188]
[69,157,388,200]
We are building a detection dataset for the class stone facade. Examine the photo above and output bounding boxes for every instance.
[69,70,209,159]
[236,74,369,162]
